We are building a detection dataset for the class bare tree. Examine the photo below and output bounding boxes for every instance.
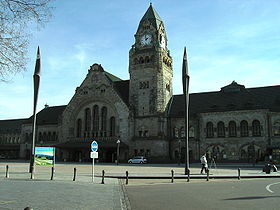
[0,0,53,81]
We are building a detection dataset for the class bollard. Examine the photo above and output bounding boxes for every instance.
[5,165,9,178]
[187,169,190,182]
[50,167,55,180]
[238,168,241,180]
[73,167,77,181]
[30,168,35,180]
[126,171,129,185]
[101,170,105,184]
[171,170,174,183]
[206,169,209,181]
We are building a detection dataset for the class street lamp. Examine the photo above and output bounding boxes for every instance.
[116,139,120,165]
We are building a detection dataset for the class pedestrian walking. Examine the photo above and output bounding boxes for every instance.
[200,154,208,174]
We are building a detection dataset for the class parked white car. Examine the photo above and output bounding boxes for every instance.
[128,156,147,164]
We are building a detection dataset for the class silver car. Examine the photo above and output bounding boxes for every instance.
[128,156,147,164]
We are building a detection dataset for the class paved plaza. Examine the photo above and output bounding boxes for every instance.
[0,161,279,209]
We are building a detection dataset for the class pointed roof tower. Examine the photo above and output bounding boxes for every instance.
[137,4,163,32]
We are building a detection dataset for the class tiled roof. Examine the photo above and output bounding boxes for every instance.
[113,80,130,106]
[0,118,27,133]
[26,105,66,125]
[169,84,280,117]
[105,71,122,82]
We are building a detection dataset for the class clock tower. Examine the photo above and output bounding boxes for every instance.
[129,4,173,117]
[129,4,173,156]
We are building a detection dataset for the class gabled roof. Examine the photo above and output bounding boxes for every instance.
[26,105,66,125]
[169,84,280,117]
[0,118,27,133]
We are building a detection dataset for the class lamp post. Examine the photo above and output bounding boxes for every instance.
[116,139,120,165]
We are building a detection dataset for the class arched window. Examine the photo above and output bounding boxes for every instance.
[228,121,237,137]
[25,133,29,142]
[206,122,214,138]
[217,122,225,137]
[52,132,56,141]
[189,126,195,138]
[101,107,107,137]
[47,132,52,141]
[39,132,42,141]
[101,107,107,131]
[180,127,185,138]
[42,132,47,142]
[145,56,150,63]
[93,105,99,132]
[240,120,249,137]
[273,121,280,136]
[76,119,82,138]
[134,58,138,64]
[139,57,144,64]
[173,127,179,138]
[84,108,91,132]
[110,117,116,137]
[252,120,261,136]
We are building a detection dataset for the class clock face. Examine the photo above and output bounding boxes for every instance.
[141,34,152,46]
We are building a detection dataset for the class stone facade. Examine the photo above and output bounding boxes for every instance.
[1,5,280,163]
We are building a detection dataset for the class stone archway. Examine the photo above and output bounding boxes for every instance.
[206,144,226,161]
[240,143,263,163]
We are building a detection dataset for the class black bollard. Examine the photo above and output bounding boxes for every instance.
[238,168,241,180]
[171,170,174,183]
[126,171,128,185]
[30,167,35,180]
[207,169,209,181]
[187,169,190,182]
[50,167,55,180]
[101,170,105,184]
[5,165,9,178]
[73,167,77,181]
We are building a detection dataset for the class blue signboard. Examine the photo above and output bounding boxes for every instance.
[91,141,98,152]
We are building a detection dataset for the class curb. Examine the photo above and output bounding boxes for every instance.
[119,179,131,210]
[97,174,280,180]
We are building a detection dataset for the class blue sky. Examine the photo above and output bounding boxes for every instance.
[1,0,280,119]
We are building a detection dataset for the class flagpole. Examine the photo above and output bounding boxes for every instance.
[29,46,41,179]
[182,47,190,175]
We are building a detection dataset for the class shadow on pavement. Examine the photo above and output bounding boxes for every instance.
[224,196,280,200]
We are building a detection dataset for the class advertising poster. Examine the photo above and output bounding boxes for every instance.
[35,147,55,165]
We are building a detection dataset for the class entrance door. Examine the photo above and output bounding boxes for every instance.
[105,149,115,163]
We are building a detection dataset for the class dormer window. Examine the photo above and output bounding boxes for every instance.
[221,81,245,93]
